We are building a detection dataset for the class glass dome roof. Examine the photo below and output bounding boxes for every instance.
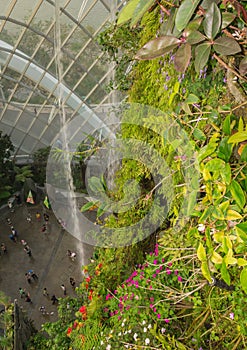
[0,0,123,159]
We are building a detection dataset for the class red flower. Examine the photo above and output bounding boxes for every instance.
[79,306,87,314]
[67,327,72,336]
[86,276,91,283]
[98,263,103,268]
[73,321,78,329]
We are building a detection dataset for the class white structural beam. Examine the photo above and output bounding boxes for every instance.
[0,40,114,138]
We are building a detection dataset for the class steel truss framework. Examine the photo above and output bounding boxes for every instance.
[0,0,124,156]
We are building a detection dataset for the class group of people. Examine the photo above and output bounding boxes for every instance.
[2,200,80,323]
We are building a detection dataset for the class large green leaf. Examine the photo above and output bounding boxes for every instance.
[175,0,201,31]
[203,2,221,39]
[174,43,191,72]
[201,261,212,282]
[222,114,231,135]
[240,267,247,294]
[213,36,241,55]
[205,158,225,172]
[194,42,211,73]
[135,36,180,60]
[117,0,140,25]
[221,261,231,285]
[238,258,247,267]
[131,0,156,27]
[197,242,207,261]
[217,137,233,162]
[228,131,247,143]
[221,12,236,29]
[187,30,206,44]
[230,180,246,209]
[220,163,231,184]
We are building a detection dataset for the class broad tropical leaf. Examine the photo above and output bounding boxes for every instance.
[197,242,207,261]
[230,180,246,209]
[187,30,206,45]
[228,131,247,143]
[135,36,180,60]
[174,43,191,72]
[194,42,211,73]
[203,2,221,39]
[221,261,231,285]
[131,0,156,27]
[175,0,201,32]
[213,36,241,55]
[221,12,236,29]
[117,0,140,25]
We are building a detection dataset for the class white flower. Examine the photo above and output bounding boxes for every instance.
[106,345,111,350]
[198,223,205,232]
[142,320,146,325]
[128,329,132,333]
[148,324,152,329]
[145,338,150,345]
[100,341,104,345]
[118,332,122,336]
[143,327,147,333]
[133,333,138,341]
[161,327,166,334]
[121,322,125,327]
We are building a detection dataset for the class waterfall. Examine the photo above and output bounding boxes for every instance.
[54,0,85,269]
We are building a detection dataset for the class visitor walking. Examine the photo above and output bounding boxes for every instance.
[43,288,49,297]
[25,273,32,284]
[19,287,26,298]
[26,213,32,223]
[44,213,49,223]
[10,226,18,241]
[7,200,14,212]
[51,295,58,305]
[24,245,32,257]
[21,239,28,247]
[28,270,38,280]
[67,250,76,261]
[69,277,76,289]
[1,243,7,254]
[61,284,67,296]
[41,224,47,233]
[25,292,32,303]
[9,234,17,243]
[36,211,41,221]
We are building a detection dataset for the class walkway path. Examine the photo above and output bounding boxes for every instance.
[0,202,93,330]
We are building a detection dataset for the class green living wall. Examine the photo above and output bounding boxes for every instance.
[26,0,247,349]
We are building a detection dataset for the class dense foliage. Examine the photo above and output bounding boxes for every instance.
[21,0,247,348]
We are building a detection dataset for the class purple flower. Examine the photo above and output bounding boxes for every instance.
[164,319,170,323]
[166,268,171,275]
[157,314,161,319]
[153,259,158,265]
[178,276,182,282]
[174,270,178,275]
[152,274,157,278]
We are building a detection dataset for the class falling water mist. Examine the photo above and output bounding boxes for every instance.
[54,0,86,271]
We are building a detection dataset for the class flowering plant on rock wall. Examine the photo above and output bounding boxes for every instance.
[100,243,203,349]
